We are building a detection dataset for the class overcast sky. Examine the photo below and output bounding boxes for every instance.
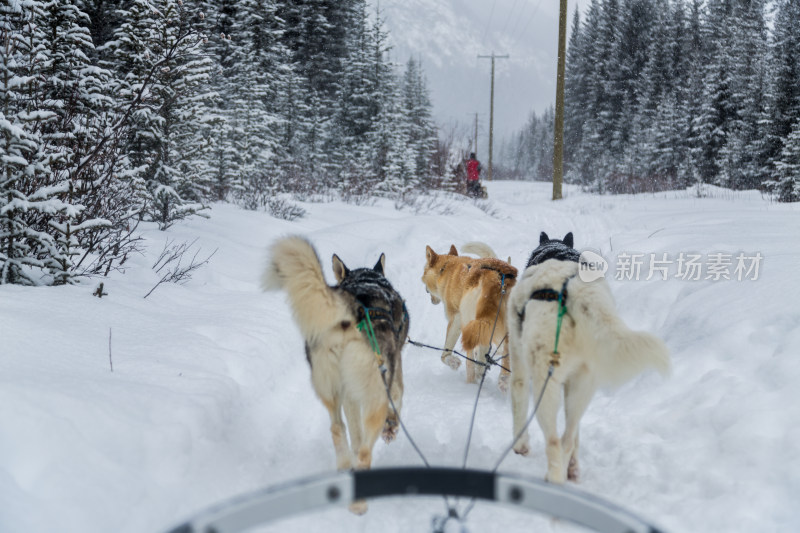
[378,0,586,156]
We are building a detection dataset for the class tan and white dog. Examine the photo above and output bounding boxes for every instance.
[263,236,408,513]
[421,243,517,390]
[508,233,670,484]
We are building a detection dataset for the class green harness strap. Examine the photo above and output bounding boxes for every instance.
[551,279,570,366]
[553,292,567,358]
[357,306,386,371]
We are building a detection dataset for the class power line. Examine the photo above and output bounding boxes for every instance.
[499,0,522,36]
[509,0,545,50]
[481,0,498,44]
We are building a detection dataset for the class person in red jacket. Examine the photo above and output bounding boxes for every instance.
[465,152,482,197]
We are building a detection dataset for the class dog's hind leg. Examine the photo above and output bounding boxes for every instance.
[562,369,594,482]
[511,372,531,456]
[347,403,386,515]
[382,374,402,443]
[497,340,511,393]
[343,399,363,459]
[357,403,387,470]
[535,372,566,484]
[322,397,352,471]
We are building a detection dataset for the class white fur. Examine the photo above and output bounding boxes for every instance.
[264,236,401,514]
[507,259,670,483]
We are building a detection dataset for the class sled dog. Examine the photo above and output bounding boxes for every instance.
[263,236,408,513]
[508,232,670,483]
[421,243,517,390]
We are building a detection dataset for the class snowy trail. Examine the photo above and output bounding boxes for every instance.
[2,182,799,533]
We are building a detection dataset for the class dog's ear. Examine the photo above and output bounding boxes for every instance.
[539,232,549,245]
[448,244,458,256]
[332,254,349,283]
[373,253,385,275]
[426,245,437,266]
[563,232,574,248]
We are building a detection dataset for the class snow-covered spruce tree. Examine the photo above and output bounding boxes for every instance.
[718,0,768,190]
[0,0,132,285]
[770,118,800,202]
[762,0,800,199]
[564,6,588,183]
[106,0,211,231]
[325,1,379,195]
[371,76,413,197]
[34,0,138,284]
[692,0,768,190]
[211,0,287,209]
[364,8,418,197]
[568,0,607,190]
[199,0,238,200]
[401,57,437,191]
[276,0,362,193]
[609,0,656,190]
[628,0,697,191]
[0,0,65,285]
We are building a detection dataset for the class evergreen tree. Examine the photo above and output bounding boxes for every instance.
[106,0,211,229]
[771,118,800,201]
[564,7,587,180]
[401,58,436,189]
[0,0,63,284]
[762,0,800,199]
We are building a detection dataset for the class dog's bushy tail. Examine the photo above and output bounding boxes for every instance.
[263,236,347,341]
[600,322,671,387]
[588,299,671,387]
[561,278,670,387]
[461,241,497,259]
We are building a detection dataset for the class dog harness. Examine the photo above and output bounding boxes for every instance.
[517,278,572,366]
[356,303,409,337]
[479,264,517,279]
[356,302,409,372]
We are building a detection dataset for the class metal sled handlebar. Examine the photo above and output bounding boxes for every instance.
[165,467,665,533]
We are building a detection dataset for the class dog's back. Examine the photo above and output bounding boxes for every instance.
[460,258,518,353]
[337,266,408,389]
[511,259,670,385]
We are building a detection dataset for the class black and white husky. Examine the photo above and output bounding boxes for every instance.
[508,232,670,483]
[262,236,408,513]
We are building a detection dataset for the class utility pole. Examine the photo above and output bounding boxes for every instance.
[464,112,481,156]
[552,0,568,200]
[473,112,479,155]
[478,52,509,181]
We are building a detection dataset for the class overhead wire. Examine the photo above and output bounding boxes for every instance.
[508,0,545,51]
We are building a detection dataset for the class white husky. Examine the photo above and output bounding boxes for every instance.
[508,258,670,484]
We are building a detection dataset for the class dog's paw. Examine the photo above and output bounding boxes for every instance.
[545,469,567,485]
[442,353,461,370]
[498,373,510,393]
[349,500,368,515]
[567,457,580,482]
[382,419,399,444]
[513,441,530,456]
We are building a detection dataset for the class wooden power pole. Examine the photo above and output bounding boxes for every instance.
[473,112,479,156]
[478,52,508,181]
[552,0,568,200]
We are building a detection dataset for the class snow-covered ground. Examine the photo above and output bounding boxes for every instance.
[2,181,798,533]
